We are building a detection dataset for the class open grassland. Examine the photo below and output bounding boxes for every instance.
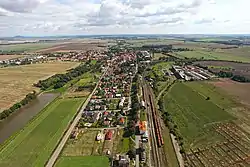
[0,98,83,167]
[174,50,250,62]
[0,54,23,61]
[0,43,57,53]
[148,61,174,79]
[0,61,79,111]
[163,82,235,150]
[174,48,250,62]
[55,156,110,167]
[162,126,179,167]
[153,53,170,60]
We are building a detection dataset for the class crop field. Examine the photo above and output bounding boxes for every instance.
[209,79,250,134]
[195,60,250,79]
[163,82,235,150]
[0,54,23,61]
[172,41,235,49]
[185,122,250,167]
[0,43,57,53]
[0,61,79,111]
[0,98,83,167]
[174,50,250,62]
[55,156,110,167]
[37,42,107,53]
[128,39,181,47]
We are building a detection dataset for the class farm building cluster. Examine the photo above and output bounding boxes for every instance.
[80,52,137,128]
[171,65,214,81]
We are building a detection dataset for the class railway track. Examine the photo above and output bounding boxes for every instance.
[142,79,167,167]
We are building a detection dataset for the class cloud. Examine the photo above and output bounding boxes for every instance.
[195,18,216,24]
[0,0,249,36]
[0,0,45,13]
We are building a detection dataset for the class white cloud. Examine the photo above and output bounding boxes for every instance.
[0,0,249,36]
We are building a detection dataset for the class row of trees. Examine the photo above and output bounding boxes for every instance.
[158,82,185,154]
[0,91,37,120]
[124,75,140,137]
[34,61,102,90]
[197,65,250,83]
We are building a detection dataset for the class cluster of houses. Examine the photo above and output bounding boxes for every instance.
[80,52,137,128]
[0,55,47,66]
[54,50,108,62]
[0,50,108,67]
[171,65,214,81]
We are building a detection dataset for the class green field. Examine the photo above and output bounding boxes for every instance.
[0,43,57,53]
[147,61,174,80]
[162,127,179,167]
[0,98,84,167]
[174,50,250,62]
[163,82,235,150]
[55,156,110,167]
[76,72,100,87]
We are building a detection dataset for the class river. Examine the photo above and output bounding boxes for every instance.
[0,93,59,144]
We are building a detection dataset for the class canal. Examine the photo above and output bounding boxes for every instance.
[0,93,59,144]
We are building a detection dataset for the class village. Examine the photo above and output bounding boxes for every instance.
[68,51,145,167]
[0,50,107,67]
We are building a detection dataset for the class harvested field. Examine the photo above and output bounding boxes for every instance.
[0,98,83,167]
[37,42,107,53]
[0,62,79,111]
[0,55,23,61]
[195,61,250,79]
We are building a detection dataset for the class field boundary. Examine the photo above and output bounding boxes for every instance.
[0,94,60,150]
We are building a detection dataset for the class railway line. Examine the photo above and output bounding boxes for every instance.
[142,78,167,167]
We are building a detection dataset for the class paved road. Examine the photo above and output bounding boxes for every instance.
[45,68,107,167]
[135,135,140,167]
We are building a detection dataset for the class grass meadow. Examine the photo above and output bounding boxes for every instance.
[163,82,235,150]
[55,156,110,167]
[0,98,84,167]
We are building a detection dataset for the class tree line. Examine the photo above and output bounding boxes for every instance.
[34,61,102,90]
[0,91,37,120]
[124,75,140,137]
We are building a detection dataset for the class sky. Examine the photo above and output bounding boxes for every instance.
[0,0,249,36]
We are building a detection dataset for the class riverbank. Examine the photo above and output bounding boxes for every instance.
[0,92,59,144]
